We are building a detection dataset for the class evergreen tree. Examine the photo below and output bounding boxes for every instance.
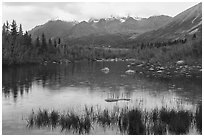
[41,33,46,47]
[2,21,35,65]
[2,23,6,35]
[40,33,47,54]
[35,37,40,47]
[19,24,23,36]
[11,20,18,36]
[193,34,196,39]
[48,38,52,46]
[54,39,57,47]
[58,38,61,44]
[24,32,32,46]
[48,38,57,54]
[5,21,10,34]
[28,34,32,45]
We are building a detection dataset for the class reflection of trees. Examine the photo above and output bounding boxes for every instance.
[2,63,92,100]
[3,65,35,101]
[2,62,202,103]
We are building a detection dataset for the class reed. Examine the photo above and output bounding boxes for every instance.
[26,105,201,135]
[195,103,202,133]
[160,107,193,134]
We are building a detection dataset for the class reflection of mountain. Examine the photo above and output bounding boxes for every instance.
[2,62,201,103]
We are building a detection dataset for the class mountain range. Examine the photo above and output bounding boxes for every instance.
[135,2,202,42]
[29,15,172,40]
[29,2,202,45]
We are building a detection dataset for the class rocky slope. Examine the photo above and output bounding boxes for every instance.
[134,3,202,42]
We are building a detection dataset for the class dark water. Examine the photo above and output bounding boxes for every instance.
[2,61,202,134]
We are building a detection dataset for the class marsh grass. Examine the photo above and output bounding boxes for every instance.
[50,110,60,128]
[127,109,145,135]
[26,105,201,135]
[60,112,91,134]
[160,107,193,134]
[195,103,202,133]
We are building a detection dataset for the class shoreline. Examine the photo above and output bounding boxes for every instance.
[3,58,202,79]
[127,60,202,79]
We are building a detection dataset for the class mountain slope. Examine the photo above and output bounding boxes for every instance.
[68,21,97,38]
[90,15,172,34]
[28,20,76,40]
[29,15,172,40]
[134,3,202,42]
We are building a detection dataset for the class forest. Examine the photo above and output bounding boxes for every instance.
[2,20,202,65]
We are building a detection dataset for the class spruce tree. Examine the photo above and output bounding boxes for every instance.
[35,37,40,47]
[41,33,47,52]
[58,38,61,44]
[2,23,6,35]
[11,20,18,36]
[19,24,23,36]
[48,38,52,46]
[54,39,57,47]
[5,21,10,34]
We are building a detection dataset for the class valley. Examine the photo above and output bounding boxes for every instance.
[2,2,202,135]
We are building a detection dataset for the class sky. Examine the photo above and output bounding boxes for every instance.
[2,2,199,31]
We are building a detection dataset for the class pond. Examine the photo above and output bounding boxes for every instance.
[2,61,202,135]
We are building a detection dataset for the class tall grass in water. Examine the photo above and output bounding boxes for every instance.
[127,109,145,135]
[26,105,201,135]
[60,112,91,134]
[27,109,60,128]
[159,107,192,134]
[195,103,202,133]
[146,108,167,135]
[96,107,121,127]
[27,109,91,134]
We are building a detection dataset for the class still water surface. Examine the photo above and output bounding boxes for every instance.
[2,61,202,134]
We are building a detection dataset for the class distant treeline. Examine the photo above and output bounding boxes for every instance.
[2,20,202,65]
[2,20,134,65]
[2,20,62,65]
[135,39,201,64]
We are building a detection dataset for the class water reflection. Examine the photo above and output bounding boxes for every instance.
[2,61,202,134]
[3,65,34,101]
[3,63,202,101]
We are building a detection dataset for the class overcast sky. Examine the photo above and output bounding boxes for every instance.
[2,2,198,31]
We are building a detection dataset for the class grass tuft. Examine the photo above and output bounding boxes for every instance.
[26,105,201,135]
